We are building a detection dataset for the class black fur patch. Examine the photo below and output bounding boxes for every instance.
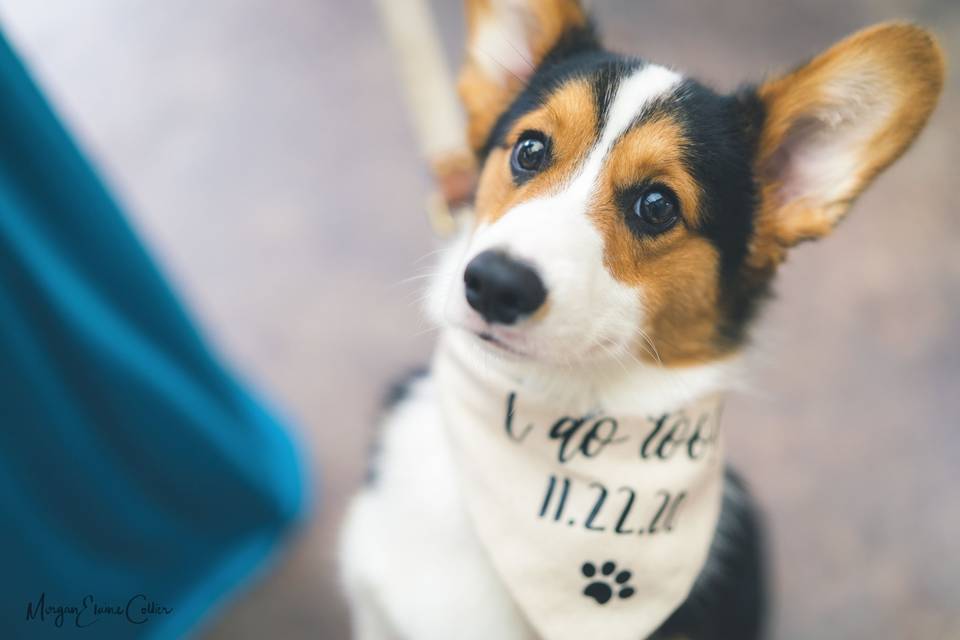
[651,468,768,640]
[654,79,765,346]
[381,366,429,411]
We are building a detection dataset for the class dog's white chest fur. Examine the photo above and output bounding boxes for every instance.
[340,367,535,640]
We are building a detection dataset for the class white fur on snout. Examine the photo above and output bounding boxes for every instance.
[466,196,637,362]
[429,65,682,363]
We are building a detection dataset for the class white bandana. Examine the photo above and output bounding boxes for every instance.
[434,335,725,640]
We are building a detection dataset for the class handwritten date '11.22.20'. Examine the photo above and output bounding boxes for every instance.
[539,476,687,536]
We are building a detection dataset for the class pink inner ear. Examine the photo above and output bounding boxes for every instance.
[469,7,537,86]
[765,91,892,211]
[763,116,820,203]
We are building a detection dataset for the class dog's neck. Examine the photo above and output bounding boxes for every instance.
[436,328,742,418]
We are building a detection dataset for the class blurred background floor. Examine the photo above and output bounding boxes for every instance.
[1,1,957,638]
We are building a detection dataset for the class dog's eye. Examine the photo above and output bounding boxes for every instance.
[510,132,550,182]
[632,187,680,234]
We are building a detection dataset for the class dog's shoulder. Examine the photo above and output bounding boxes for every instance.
[380,366,431,413]
[365,366,432,486]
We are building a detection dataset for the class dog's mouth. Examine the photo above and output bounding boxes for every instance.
[473,330,529,358]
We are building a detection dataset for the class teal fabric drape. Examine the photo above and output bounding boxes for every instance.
[0,31,308,639]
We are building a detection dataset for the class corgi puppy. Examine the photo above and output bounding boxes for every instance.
[340,2,944,639]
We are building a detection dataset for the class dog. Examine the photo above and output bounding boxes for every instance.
[340,2,944,639]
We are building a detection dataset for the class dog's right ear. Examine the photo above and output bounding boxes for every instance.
[459,0,590,153]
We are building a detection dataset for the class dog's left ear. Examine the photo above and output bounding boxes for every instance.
[459,0,590,153]
[750,22,944,251]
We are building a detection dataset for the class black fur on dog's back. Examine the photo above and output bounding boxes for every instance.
[652,469,768,640]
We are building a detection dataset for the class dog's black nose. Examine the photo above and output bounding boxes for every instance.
[463,250,547,325]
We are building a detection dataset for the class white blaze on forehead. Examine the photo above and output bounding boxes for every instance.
[565,63,683,205]
[603,65,683,145]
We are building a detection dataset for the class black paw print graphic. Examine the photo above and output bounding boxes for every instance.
[581,561,635,605]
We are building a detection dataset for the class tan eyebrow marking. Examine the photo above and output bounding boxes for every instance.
[604,116,703,228]
[474,78,598,224]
